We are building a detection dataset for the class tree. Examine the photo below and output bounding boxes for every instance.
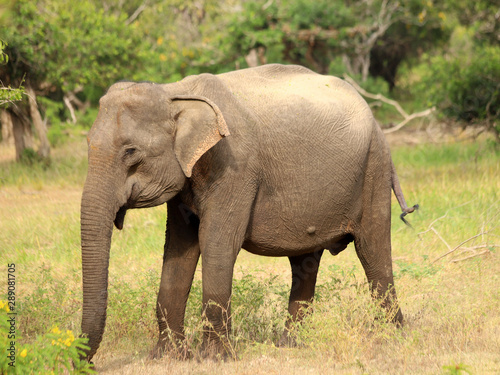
[0,41,24,107]
[219,0,447,88]
[0,0,147,160]
[415,0,500,140]
[1,40,25,147]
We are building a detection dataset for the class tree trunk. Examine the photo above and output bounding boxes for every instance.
[245,49,259,68]
[1,109,14,145]
[25,83,50,159]
[10,110,34,161]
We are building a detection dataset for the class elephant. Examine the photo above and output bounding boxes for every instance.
[80,64,417,361]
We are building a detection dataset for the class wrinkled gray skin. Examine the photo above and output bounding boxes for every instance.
[81,64,416,361]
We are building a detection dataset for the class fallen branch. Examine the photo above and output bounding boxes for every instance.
[450,250,491,263]
[431,227,452,252]
[417,213,447,240]
[432,232,488,264]
[343,74,435,133]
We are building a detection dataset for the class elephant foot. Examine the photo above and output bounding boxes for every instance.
[391,307,404,327]
[377,299,404,327]
[198,337,236,362]
[150,339,192,361]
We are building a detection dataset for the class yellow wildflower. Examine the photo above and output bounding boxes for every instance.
[438,12,446,20]
[157,36,164,46]
[64,330,75,346]
[159,54,167,62]
[0,300,9,312]
[51,326,61,335]
[20,349,27,358]
[418,11,426,23]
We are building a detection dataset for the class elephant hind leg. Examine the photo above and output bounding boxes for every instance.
[353,187,403,323]
[278,249,324,347]
[353,230,403,325]
[351,128,403,324]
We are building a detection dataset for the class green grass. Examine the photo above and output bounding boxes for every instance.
[1,134,499,374]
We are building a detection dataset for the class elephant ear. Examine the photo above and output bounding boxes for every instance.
[171,95,230,178]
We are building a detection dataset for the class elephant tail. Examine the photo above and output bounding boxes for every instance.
[391,159,419,227]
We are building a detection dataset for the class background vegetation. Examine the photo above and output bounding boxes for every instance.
[1,0,499,160]
[1,0,499,374]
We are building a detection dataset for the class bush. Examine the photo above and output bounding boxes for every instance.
[419,46,500,138]
[0,301,94,374]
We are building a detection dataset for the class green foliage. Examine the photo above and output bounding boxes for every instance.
[19,267,82,337]
[222,0,446,76]
[19,148,46,166]
[0,301,94,374]
[442,362,472,375]
[231,273,288,343]
[0,40,24,107]
[224,0,283,61]
[1,0,498,143]
[2,0,146,92]
[395,258,439,280]
[419,45,500,128]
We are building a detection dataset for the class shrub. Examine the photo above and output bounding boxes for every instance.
[420,45,500,139]
[0,301,94,374]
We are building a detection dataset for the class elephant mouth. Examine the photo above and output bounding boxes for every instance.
[114,182,139,230]
[114,205,128,230]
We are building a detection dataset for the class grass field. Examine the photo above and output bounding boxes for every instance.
[1,130,499,374]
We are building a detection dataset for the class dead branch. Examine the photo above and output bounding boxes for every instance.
[417,213,447,240]
[455,244,499,258]
[343,74,435,133]
[431,227,453,252]
[432,232,488,264]
[450,250,491,263]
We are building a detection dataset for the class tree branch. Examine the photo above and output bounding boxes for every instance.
[450,250,492,263]
[63,94,77,124]
[432,232,489,264]
[343,74,435,132]
[125,1,148,26]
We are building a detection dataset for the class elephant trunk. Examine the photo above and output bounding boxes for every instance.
[80,168,118,361]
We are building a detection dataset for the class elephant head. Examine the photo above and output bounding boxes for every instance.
[80,82,229,360]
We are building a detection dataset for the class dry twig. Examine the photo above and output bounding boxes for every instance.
[450,250,491,263]
[432,232,489,264]
[417,203,497,263]
[343,74,435,133]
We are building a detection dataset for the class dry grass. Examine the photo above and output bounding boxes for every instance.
[1,133,499,374]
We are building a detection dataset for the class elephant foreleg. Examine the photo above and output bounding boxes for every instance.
[278,249,323,347]
[153,199,200,359]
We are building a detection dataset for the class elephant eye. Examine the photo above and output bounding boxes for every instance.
[125,148,136,156]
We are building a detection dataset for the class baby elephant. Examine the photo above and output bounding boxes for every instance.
[80,64,416,361]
